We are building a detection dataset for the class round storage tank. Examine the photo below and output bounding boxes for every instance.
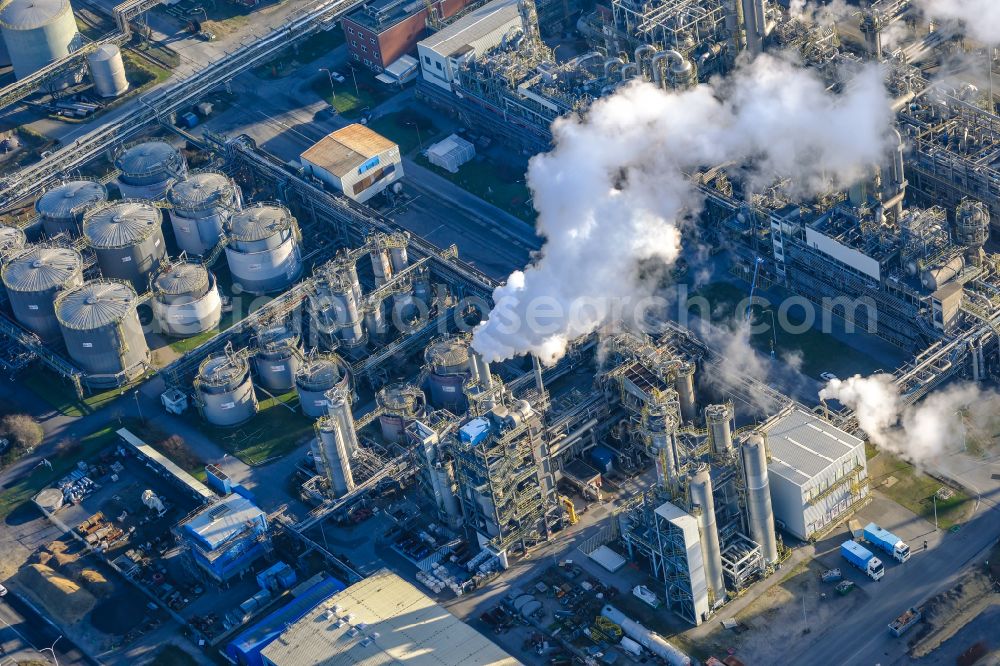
[87,43,128,97]
[253,325,301,392]
[295,353,350,417]
[35,179,107,238]
[55,280,149,387]
[377,383,423,443]
[0,225,25,258]
[196,353,258,427]
[166,171,240,256]
[151,261,222,337]
[84,200,166,290]
[115,141,187,200]
[424,337,472,412]
[3,245,83,341]
[225,203,302,294]
[0,0,79,81]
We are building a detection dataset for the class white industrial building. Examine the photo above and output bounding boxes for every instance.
[260,569,519,666]
[760,408,870,541]
[417,0,522,91]
[299,125,403,203]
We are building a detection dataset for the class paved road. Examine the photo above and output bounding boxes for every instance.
[0,592,91,665]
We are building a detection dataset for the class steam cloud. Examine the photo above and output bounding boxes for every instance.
[917,0,1000,44]
[472,54,893,364]
[820,374,997,463]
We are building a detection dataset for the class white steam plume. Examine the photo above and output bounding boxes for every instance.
[820,375,997,463]
[472,54,893,364]
[917,0,1000,44]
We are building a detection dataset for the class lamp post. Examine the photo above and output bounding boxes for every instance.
[763,309,777,358]
[405,120,423,149]
[134,390,144,424]
[40,635,62,666]
[347,64,360,96]
[319,68,337,99]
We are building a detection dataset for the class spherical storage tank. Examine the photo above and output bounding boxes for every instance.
[253,324,301,392]
[87,43,128,98]
[84,200,165,290]
[166,171,241,256]
[55,280,149,387]
[196,353,258,427]
[115,141,187,200]
[35,179,107,237]
[295,353,350,418]
[0,0,79,81]
[151,261,222,337]
[225,203,302,294]
[3,246,83,341]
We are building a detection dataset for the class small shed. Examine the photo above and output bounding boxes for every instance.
[427,134,475,173]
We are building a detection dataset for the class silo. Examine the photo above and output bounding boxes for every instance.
[644,401,679,490]
[309,265,365,350]
[55,280,149,387]
[166,170,240,256]
[295,353,350,418]
[741,433,778,563]
[423,336,472,413]
[674,362,696,422]
[0,0,79,81]
[689,464,725,603]
[252,324,301,392]
[115,141,187,200]
[35,179,107,238]
[705,403,733,456]
[3,246,83,341]
[0,225,25,259]
[87,43,127,97]
[150,261,222,337]
[195,353,258,427]
[313,387,357,496]
[83,200,166,290]
[376,383,423,443]
[225,203,302,294]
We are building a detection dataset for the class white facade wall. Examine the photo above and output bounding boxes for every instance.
[302,145,403,203]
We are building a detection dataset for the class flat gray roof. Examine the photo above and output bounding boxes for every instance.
[418,0,520,58]
[761,408,863,486]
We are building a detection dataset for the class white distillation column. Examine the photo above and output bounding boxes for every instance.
[741,432,779,562]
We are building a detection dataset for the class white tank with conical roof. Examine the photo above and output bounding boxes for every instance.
[3,245,83,341]
[87,43,128,97]
[253,324,301,392]
[35,180,107,238]
[195,352,258,427]
[83,200,166,290]
[166,170,241,256]
[225,203,301,294]
[151,261,222,337]
[0,0,79,80]
[295,353,350,418]
[55,280,149,387]
[114,141,187,200]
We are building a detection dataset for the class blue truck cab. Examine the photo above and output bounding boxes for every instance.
[841,539,884,580]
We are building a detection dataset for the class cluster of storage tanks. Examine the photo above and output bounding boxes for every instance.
[0,140,305,389]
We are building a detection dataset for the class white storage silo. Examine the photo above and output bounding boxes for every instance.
[195,353,258,427]
[87,43,128,97]
[295,353,350,418]
[252,324,301,393]
[3,245,83,341]
[423,336,472,413]
[0,0,79,81]
[115,141,187,200]
[225,203,302,294]
[83,200,166,291]
[55,280,149,387]
[166,171,240,256]
[741,433,779,563]
[376,383,423,443]
[150,261,222,337]
[35,179,107,238]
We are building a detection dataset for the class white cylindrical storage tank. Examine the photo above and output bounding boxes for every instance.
[295,353,350,418]
[741,433,779,563]
[376,383,423,443]
[35,179,107,238]
[3,245,83,341]
[150,261,222,337]
[674,362,696,423]
[83,200,166,291]
[0,0,79,80]
[705,403,733,456]
[435,460,461,525]
[600,605,691,666]
[87,43,127,97]
[166,170,240,256]
[252,324,301,392]
[690,464,725,603]
[313,414,355,497]
[114,141,187,200]
[423,336,471,413]
[225,203,302,294]
[0,225,26,259]
[195,353,258,427]
[55,280,149,387]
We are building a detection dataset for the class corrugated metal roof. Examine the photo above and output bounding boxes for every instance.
[762,408,863,486]
[0,0,70,30]
[84,200,161,248]
[115,141,181,176]
[300,125,397,178]
[167,171,235,210]
[3,246,81,292]
[36,180,106,220]
[418,0,520,57]
[260,569,521,666]
[55,280,136,330]
[181,494,264,551]
[229,204,292,241]
[154,262,209,295]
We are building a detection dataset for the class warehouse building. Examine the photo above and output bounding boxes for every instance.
[175,493,270,584]
[760,408,870,541]
[259,569,520,665]
[417,0,522,91]
[300,125,403,204]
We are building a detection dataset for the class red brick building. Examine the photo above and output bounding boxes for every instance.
[341,0,470,72]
